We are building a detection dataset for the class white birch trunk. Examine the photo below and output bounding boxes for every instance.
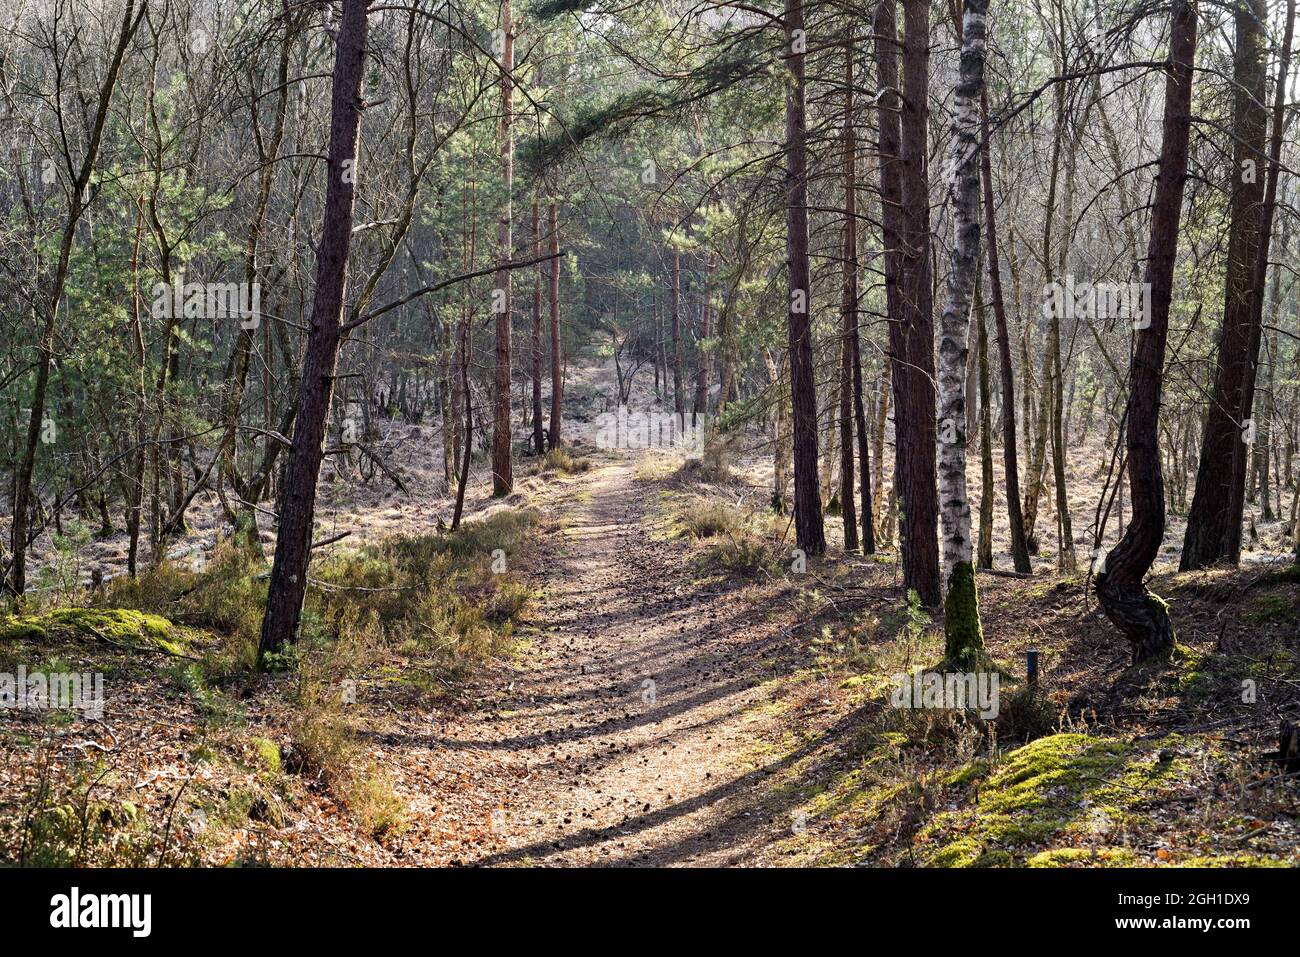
[937,0,988,662]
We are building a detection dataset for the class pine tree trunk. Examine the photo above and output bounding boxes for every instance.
[718,278,734,414]
[1022,352,1052,555]
[1258,210,1292,523]
[873,362,890,538]
[127,200,147,578]
[1049,308,1076,570]
[979,86,1031,572]
[653,297,662,398]
[851,295,876,554]
[1096,0,1196,663]
[452,315,474,531]
[442,344,456,485]
[1182,0,1270,569]
[693,256,713,424]
[1048,94,1079,572]
[823,342,840,504]
[671,250,684,418]
[886,0,941,604]
[258,0,369,658]
[1231,0,1294,551]
[766,349,792,513]
[491,0,515,495]
[839,37,861,553]
[784,0,826,555]
[548,203,562,449]
[976,275,995,571]
[531,199,544,455]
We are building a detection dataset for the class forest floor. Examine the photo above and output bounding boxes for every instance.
[3,361,1299,867]
[0,448,820,866]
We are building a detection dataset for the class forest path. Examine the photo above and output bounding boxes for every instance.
[459,455,796,866]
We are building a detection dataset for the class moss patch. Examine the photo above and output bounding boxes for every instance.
[0,618,48,641]
[920,732,1193,866]
[2,608,190,656]
[942,561,985,668]
[1177,853,1289,868]
[250,737,282,774]
[1248,595,1295,624]
[1027,847,1138,867]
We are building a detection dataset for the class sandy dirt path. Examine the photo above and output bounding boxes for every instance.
[440,456,802,866]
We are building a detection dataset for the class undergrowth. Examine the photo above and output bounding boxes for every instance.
[2,506,541,864]
[673,497,787,576]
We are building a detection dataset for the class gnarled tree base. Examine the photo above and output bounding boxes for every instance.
[1095,575,1175,663]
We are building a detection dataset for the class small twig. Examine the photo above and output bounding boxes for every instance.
[154,776,192,868]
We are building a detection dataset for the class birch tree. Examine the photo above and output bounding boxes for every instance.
[936,0,987,665]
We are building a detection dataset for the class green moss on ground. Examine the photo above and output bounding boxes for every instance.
[1177,853,1289,867]
[250,737,282,774]
[0,618,48,641]
[920,732,1196,867]
[1248,595,1296,624]
[1027,847,1138,867]
[1,607,190,655]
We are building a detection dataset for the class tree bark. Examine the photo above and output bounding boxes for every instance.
[693,255,714,424]
[1048,123,1078,572]
[1095,0,1196,663]
[127,198,148,578]
[873,361,891,539]
[548,203,562,449]
[1257,209,1292,523]
[257,0,368,659]
[1231,0,1295,552]
[784,0,826,555]
[531,199,544,454]
[839,38,861,553]
[452,314,474,531]
[886,0,941,604]
[491,0,515,495]
[832,39,863,553]
[978,86,1031,572]
[671,250,684,418]
[976,274,995,571]
[937,0,987,664]
[851,294,876,553]
[766,349,792,513]
[1181,0,1270,569]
